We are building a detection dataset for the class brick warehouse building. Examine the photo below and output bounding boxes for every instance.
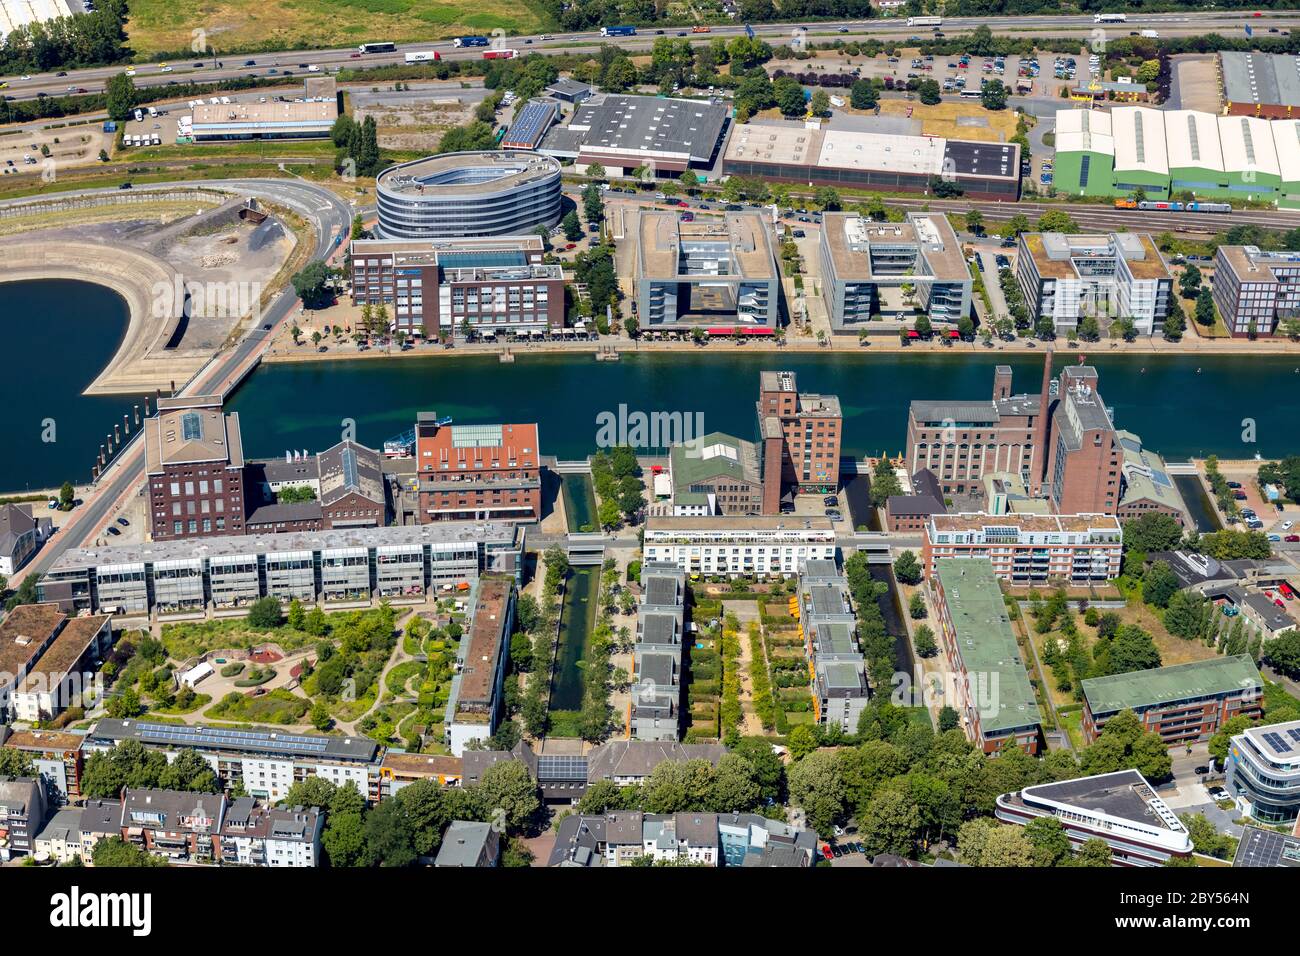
[416,415,542,523]
[145,395,247,541]
[757,370,843,511]
[1080,655,1264,745]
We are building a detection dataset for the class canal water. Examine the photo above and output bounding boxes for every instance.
[0,279,140,492]
[550,565,598,714]
[560,473,598,533]
[223,351,1300,470]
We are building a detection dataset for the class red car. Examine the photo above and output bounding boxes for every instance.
[821,844,834,861]
[1285,536,1300,544]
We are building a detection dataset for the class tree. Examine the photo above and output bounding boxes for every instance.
[1080,709,1172,782]
[966,209,984,236]
[938,705,960,732]
[861,789,921,858]
[59,481,75,511]
[869,457,903,508]
[92,836,167,867]
[913,624,937,658]
[584,162,605,181]
[850,78,879,110]
[105,71,137,121]
[814,186,842,212]
[1000,213,1031,240]
[310,700,333,731]
[1037,210,1079,234]
[1023,816,1072,867]
[908,592,927,620]
[476,759,540,832]
[1076,315,1101,342]
[1141,561,1180,609]
[0,748,34,776]
[788,749,845,835]
[1076,838,1113,867]
[917,79,941,105]
[1195,287,1216,327]
[1264,631,1300,679]
[894,550,922,585]
[774,75,807,118]
[787,724,820,761]
[292,260,334,310]
[1108,624,1163,674]
[809,89,831,118]
[980,79,1008,111]
[1179,263,1202,299]
[562,209,582,242]
[247,596,283,629]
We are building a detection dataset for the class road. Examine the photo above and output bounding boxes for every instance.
[8,177,353,581]
[4,11,1299,102]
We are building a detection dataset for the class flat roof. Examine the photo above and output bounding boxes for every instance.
[822,211,968,283]
[144,397,243,473]
[564,93,728,164]
[1234,826,1300,867]
[90,717,380,761]
[47,521,520,573]
[634,210,777,282]
[191,99,336,130]
[1268,119,1300,183]
[454,577,512,712]
[1221,51,1300,108]
[644,515,835,533]
[1021,769,1187,834]
[376,151,560,198]
[1081,654,1263,715]
[1239,718,1300,764]
[930,512,1121,534]
[935,559,1041,735]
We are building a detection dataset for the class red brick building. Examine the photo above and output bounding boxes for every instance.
[1046,365,1121,516]
[416,416,541,523]
[145,396,247,541]
[757,370,842,503]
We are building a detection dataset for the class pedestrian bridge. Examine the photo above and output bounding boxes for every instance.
[567,532,608,565]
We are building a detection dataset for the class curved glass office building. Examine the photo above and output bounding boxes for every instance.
[375,151,563,240]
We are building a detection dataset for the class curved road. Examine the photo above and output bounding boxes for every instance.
[7,176,352,580]
[3,11,1298,102]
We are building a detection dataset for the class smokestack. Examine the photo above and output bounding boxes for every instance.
[1030,347,1054,496]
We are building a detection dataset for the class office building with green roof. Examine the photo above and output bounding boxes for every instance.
[932,558,1043,754]
[1081,654,1264,745]
[667,432,766,516]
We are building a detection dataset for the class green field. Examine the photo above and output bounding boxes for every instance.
[125,0,553,58]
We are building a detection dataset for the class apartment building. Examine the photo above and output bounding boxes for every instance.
[930,559,1044,754]
[374,752,464,802]
[349,235,565,337]
[632,562,687,742]
[8,614,112,723]
[0,776,47,861]
[0,728,86,804]
[445,576,515,756]
[667,432,766,516]
[1080,654,1264,745]
[1046,366,1121,515]
[219,798,324,867]
[120,788,227,864]
[922,513,1123,584]
[757,370,843,503]
[549,810,818,867]
[0,502,51,576]
[0,603,72,722]
[885,468,948,533]
[796,559,868,733]
[642,515,838,578]
[145,395,248,541]
[905,360,1050,497]
[629,211,781,332]
[416,415,542,523]
[996,770,1193,866]
[435,820,500,867]
[86,719,382,804]
[39,522,525,617]
[1015,231,1172,337]
[1226,718,1300,826]
[819,212,972,328]
[1211,245,1300,337]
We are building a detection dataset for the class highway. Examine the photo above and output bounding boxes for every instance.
[5,177,353,580]
[4,11,1300,102]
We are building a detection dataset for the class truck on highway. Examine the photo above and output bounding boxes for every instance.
[1094,13,1127,22]
[405,51,441,62]
[453,36,490,47]
[1140,29,1159,38]
[483,49,518,59]
[600,25,636,36]
[907,16,941,27]
[358,41,397,53]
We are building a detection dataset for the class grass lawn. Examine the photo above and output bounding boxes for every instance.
[125,0,552,58]
[205,688,309,724]
[1058,708,1085,750]
[161,617,321,660]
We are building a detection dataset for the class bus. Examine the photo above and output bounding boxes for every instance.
[691,25,711,33]
[483,49,518,59]
[601,25,636,36]
[1094,13,1127,22]
[404,51,440,63]
[453,36,490,47]
[907,16,942,27]
[959,88,982,98]
[358,41,396,53]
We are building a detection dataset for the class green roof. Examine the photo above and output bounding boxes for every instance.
[1081,654,1263,716]
[669,432,760,505]
[934,559,1042,737]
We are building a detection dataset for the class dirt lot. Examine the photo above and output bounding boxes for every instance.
[352,90,483,152]
[876,97,1020,143]
[0,122,113,178]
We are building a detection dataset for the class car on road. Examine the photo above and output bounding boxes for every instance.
[159,65,172,72]
[118,182,132,189]
[244,59,257,66]
[1268,533,1282,542]
[1283,520,1294,531]
[116,517,129,527]
[792,229,805,238]
[839,26,849,33]
[1286,534,1300,543]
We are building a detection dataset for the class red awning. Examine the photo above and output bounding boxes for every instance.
[948,330,960,338]
[706,328,733,335]
[907,330,920,338]
[743,327,774,336]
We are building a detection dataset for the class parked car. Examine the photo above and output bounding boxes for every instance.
[1268,533,1282,542]
[106,526,121,536]
[1194,765,1210,776]
[1227,480,1242,488]
[823,495,839,507]
[116,517,129,527]
[821,844,834,861]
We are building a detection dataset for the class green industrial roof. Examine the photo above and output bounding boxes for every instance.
[1081,654,1263,716]
[935,558,1042,736]
[670,432,760,505]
